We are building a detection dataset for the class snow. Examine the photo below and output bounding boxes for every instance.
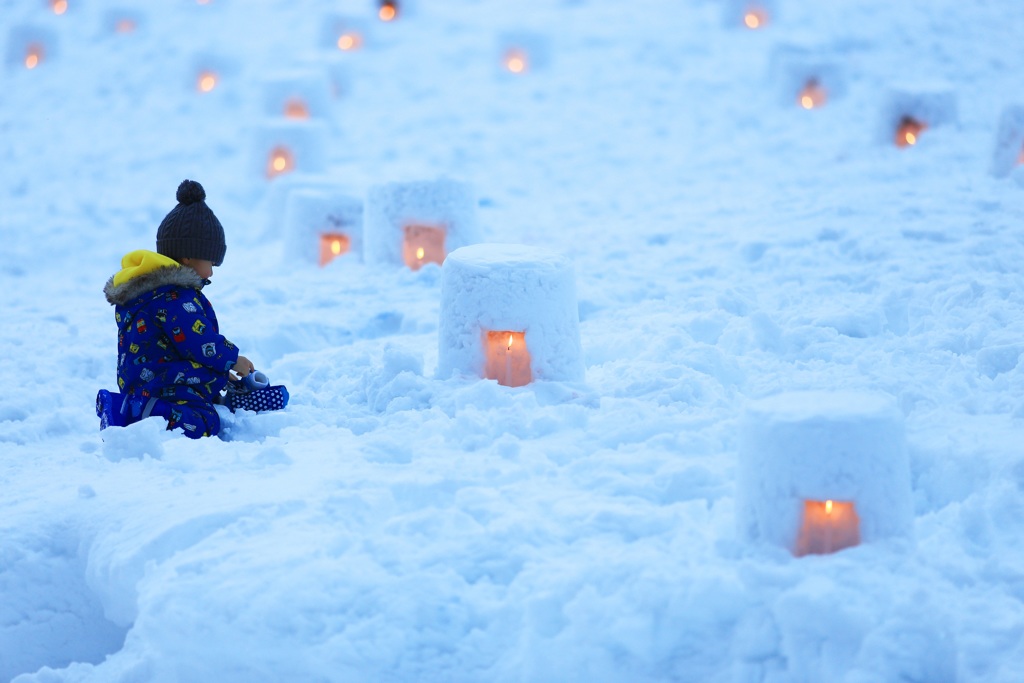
[2,0,1024,681]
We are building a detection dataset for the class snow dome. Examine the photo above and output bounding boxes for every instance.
[990,104,1024,179]
[737,391,913,556]
[879,85,958,148]
[364,179,481,270]
[437,244,585,387]
[768,44,846,110]
[283,188,363,267]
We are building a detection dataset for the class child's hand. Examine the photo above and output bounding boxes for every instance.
[231,356,255,378]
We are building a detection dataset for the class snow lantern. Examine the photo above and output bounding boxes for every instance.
[438,244,585,387]
[769,44,846,110]
[252,120,329,181]
[283,188,364,267]
[737,391,913,557]
[497,31,551,76]
[6,26,57,71]
[322,15,371,52]
[260,173,342,240]
[375,0,418,22]
[364,179,481,270]
[878,85,957,148]
[990,105,1024,179]
[261,70,332,121]
[723,0,777,30]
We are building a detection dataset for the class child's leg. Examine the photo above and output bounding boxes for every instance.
[147,398,222,439]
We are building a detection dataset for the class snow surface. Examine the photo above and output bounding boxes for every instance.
[2,0,1024,681]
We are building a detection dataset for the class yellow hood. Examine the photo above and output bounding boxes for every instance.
[112,250,180,287]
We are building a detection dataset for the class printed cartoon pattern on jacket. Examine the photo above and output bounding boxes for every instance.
[103,251,240,435]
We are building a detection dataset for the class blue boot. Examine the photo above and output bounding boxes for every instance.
[96,390,128,430]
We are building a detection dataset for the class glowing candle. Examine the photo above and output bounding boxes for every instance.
[895,116,926,148]
[25,44,44,70]
[197,71,218,93]
[52,0,68,15]
[337,33,362,51]
[743,7,768,29]
[266,146,295,179]
[798,80,827,109]
[483,331,531,387]
[504,49,528,74]
[284,98,310,120]
[402,224,446,270]
[379,1,397,22]
[795,499,861,556]
[319,233,350,266]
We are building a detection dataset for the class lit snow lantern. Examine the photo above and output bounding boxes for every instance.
[197,69,218,93]
[189,53,239,96]
[378,0,399,22]
[252,120,329,182]
[497,31,551,76]
[878,86,957,149]
[321,15,371,53]
[283,188,364,268]
[768,44,846,110]
[736,391,913,557]
[364,179,482,270]
[6,27,56,71]
[262,70,332,121]
[990,105,1024,179]
[723,0,776,29]
[438,244,584,387]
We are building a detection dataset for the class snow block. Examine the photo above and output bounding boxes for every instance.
[497,30,552,76]
[284,187,364,267]
[990,105,1024,178]
[737,391,913,555]
[437,244,585,386]
[321,14,373,53]
[251,119,330,182]
[768,44,846,109]
[877,85,957,147]
[364,179,481,269]
[261,69,333,122]
[722,0,779,30]
[5,25,58,70]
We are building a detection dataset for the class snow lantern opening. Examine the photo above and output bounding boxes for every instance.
[798,79,827,109]
[24,43,44,70]
[319,233,351,267]
[795,499,861,557]
[895,116,926,148]
[196,69,218,93]
[743,5,769,29]
[50,0,68,16]
[266,145,295,179]
[402,224,446,270]
[284,98,310,120]
[483,331,532,387]
[378,0,398,22]
[503,47,528,74]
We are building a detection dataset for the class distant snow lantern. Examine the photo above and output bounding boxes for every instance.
[51,0,68,16]
[253,121,329,182]
[283,186,363,267]
[743,5,769,29]
[438,244,584,387]
[798,79,827,109]
[895,116,926,148]
[989,105,1024,179]
[364,179,481,270]
[483,331,532,387]
[266,146,295,179]
[24,43,44,69]
[503,47,528,74]
[284,98,310,120]
[378,0,398,22]
[403,224,446,270]
[879,86,957,149]
[737,391,913,557]
[197,69,218,93]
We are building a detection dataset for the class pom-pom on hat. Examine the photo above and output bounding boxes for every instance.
[156,179,227,266]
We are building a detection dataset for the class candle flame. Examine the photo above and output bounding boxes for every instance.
[825,500,833,514]
[52,0,68,15]
[25,46,42,70]
[331,239,343,255]
[284,99,310,120]
[896,117,926,148]
[337,33,360,51]
[507,334,514,351]
[272,155,287,172]
[505,50,527,74]
[266,146,294,178]
[416,247,425,260]
[379,4,397,21]
[800,95,813,109]
[744,13,760,28]
[198,71,217,93]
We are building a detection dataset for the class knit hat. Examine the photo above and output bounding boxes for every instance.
[156,180,227,266]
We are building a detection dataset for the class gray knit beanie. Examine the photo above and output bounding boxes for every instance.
[156,180,227,266]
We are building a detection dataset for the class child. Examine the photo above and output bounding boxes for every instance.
[97,179,254,439]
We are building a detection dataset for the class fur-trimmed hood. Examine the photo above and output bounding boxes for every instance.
[104,250,204,306]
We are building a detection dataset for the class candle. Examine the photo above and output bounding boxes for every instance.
[795,499,861,556]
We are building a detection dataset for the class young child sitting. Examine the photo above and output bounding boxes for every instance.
[97,179,255,439]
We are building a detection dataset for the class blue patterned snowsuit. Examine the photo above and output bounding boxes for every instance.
[103,250,239,438]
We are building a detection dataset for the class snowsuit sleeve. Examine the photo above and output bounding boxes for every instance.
[158,289,240,375]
